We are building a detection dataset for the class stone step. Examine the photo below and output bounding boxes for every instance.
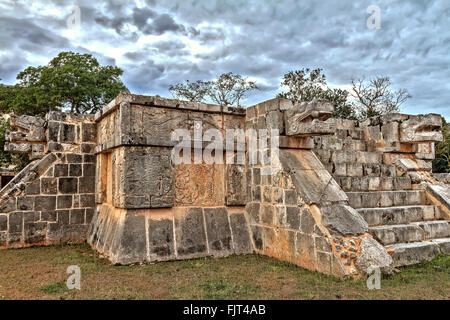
[331,150,382,164]
[357,205,439,226]
[370,224,425,245]
[386,241,441,267]
[430,238,450,254]
[347,190,427,209]
[411,221,450,240]
[324,162,396,177]
[336,176,411,192]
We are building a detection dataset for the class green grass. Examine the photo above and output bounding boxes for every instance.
[0,243,448,300]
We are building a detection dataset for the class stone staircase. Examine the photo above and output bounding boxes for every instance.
[348,189,450,267]
[314,123,450,268]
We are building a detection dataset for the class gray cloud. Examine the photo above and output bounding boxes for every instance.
[0,0,448,119]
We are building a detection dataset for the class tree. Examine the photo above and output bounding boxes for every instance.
[278,68,357,120]
[433,117,450,173]
[169,80,209,102]
[350,76,411,119]
[207,72,257,107]
[1,51,129,116]
[169,72,257,107]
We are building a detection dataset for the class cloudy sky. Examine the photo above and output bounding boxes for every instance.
[0,0,449,118]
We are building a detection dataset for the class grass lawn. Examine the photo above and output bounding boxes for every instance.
[0,243,448,300]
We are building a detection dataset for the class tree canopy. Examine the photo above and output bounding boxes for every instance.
[169,72,257,107]
[0,51,129,171]
[350,76,411,119]
[0,51,129,116]
[277,68,356,120]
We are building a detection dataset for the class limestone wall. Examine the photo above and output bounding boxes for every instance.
[88,94,253,264]
[0,113,96,248]
[2,93,446,279]
[243,99,392,278]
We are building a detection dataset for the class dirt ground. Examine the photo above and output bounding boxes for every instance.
[0,243,448,300]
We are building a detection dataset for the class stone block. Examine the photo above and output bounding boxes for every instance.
[284,189,297,205]
[66,154,83,163]
[321,204,368,236]
[246,203,260,224]
[70,209,85,224]
[34,196,56,211]
[148,217,175,259]
[8,212,23,233]
[79,176,95,193]
[204,207,233,253]
[300,208,315,234]
[41,178,57,194]
[57,210,70,225]
[59,178,78,194]
[285,206,300,229]
[69,164,82,176]
[0,214,7,231]
[174,207,208,257]
[0,198,16,213]
[41,211,57,222]
[17,196,34,211]
[54,164,68,177]
[261,205,275,225]
[57,195,73,209]
[80,194,95,208]
[226,164,246,206]
[60,123,75,143]
[23,211,39,223]
[250,225,263,250]
[229,212,253,253]
[83,163,96,177]
[83,154,96,163]
[82,122,96,143]
[24,222,47,244]
[25,179,40,195]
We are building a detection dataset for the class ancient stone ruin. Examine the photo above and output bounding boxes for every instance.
[1,93,449,279]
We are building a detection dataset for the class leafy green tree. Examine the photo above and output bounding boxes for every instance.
[277,68,357,120]
[350,76,411,119]
[206,72,257,107]
[169,72,257,107]
[1,51,129,116]
[433,117,450,173]
[0,52,129,171]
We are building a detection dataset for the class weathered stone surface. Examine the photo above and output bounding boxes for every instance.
[355,237,394,275]
[386,241,440,267]
[279,150,347,205]
[113,212,147,264]
[148,217,175,260]
[174,163,223,206]
[2,94,448,279]
[321,204,369,236]
[284,99,334,136]
[399,114,443,143]
[121,147,174,209]
[229,212,253,254]
[226,164,246,205]
[174,207,208,257]
[204,207,233,254]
